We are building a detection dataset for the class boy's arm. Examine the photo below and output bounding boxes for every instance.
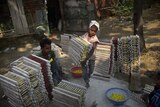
[81,42,98,64]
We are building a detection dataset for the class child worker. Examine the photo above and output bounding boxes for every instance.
[81,20,100,88]
[36,38,63,86]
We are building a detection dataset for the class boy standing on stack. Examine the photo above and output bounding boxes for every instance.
[81,20,100,88]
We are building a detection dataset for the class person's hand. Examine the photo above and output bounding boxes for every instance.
[80,59,87,66]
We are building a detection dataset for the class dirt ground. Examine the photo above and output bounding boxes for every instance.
[0,4,160,107]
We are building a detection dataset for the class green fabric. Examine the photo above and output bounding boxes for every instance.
[34,50,55,61]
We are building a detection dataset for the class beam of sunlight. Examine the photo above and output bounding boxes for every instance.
[17,43,33,52]
[108,33,121,36]
[144,20,160,30]
[17,47,27,52]
[25,43,33,49]
[122,27,133,32]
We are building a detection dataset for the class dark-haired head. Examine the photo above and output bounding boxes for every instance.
[40,38,52,55]
[40,38,52,48]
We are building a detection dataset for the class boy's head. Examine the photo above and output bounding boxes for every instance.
[40,38,51,55]
[88,20,99,37]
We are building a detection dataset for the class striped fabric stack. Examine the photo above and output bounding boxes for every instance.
[117,35,140,74]
[60,33,73,53]
[69,37,91,65]
[91,43,112,80]
[0,72,34,107]
[52,80,87,107]
[10,56,49,106]
[28,54,54,100]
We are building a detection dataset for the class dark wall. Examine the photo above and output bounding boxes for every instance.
[46,0,61,31]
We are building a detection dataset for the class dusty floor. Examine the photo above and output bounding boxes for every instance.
[0,4,160,107]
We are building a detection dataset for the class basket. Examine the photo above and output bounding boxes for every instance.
[71,67,82,78]
[105,88,130,106]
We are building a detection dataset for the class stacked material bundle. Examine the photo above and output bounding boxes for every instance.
[52,80,87,107]
[117,35,140,74]
[11,65,45,107]
[111,37,118,75]
[28,54,54,100]
[0,72,34,107]
[92,43,112,80]
[130,35,140,73]
[118,36,131,73]
[10,56,49,106]
[69,37,91,65]
[61,33,73,53]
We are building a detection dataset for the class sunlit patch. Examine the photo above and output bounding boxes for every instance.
[109,33,120,36]
[145,20,160,30]
[25,43,32,49]
[146,43,160,48]
[17,47,27,52]
[122,27,133,32]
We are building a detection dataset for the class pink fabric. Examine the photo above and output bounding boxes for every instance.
[82,33,99,60]
[82,33,99,44]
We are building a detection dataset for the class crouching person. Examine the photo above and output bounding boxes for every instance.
[36,38,63,86]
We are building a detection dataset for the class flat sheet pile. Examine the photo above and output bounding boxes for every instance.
[117,35,140,74]
[61,33,74,53]
[52,80,87,107]
[91,42,113,81]
[28,54,54,99]
[0,55,54,107]
[0,72,34,107]
[69,37,91,65]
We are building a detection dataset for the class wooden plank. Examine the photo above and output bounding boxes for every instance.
[7,0,29,34]
[16,0,29,34]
